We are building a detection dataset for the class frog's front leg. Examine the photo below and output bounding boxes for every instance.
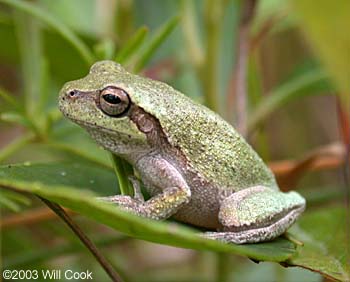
[99,155,191,220]
[203,186,305,244]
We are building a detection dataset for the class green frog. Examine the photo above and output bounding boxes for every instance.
[58,60,305,244]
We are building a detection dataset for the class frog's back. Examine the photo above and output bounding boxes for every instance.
[130,76,278,191]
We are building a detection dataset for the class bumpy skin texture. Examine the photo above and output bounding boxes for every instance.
[59,61,306,244]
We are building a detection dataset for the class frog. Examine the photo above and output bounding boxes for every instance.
[58,60,306,244]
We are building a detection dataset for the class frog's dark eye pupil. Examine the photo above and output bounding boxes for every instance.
[69,90,76,97]
[103,94,121,104]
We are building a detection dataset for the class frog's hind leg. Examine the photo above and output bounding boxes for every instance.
[202,186,305,244]
[97,155,192,221]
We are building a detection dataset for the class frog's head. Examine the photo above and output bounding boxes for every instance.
[58,60,149,155]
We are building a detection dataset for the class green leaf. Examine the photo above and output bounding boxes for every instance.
[0,190,30,212]
[0,194,21,212]
[131,16,179,73]
[287,206,350,281]
[94,38,116,60]
[0,189,31,211]
[291,0,350,114]
[0,0,94,65]
[0,112,37,132]
[0,162,118,196]
[1,112,27,125]
[248,67,332,132]
[115,26,149,63]
[0,162,296,262]
[0,87,19,109]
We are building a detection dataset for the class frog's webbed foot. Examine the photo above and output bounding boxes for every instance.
[202,186,306,244]
[97,156,191,220]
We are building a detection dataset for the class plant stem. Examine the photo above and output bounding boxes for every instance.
[39,197,124,282]
[247,69,327,132]
[115,26,149,63]
[110,154,134,196]
[201,0,224,112]
[180,0,204,70]
[216,253,231,282]
[14,9,43,118]
[227,0,257,136]
[115,0,134,44]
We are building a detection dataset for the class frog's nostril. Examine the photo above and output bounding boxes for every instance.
[69,90,76,97]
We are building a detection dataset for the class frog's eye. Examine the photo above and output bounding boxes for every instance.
[99,86,130,116]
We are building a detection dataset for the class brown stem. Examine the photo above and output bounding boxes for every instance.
[249,11,287,52]
[39,197,124,282]
[227,0,257,136]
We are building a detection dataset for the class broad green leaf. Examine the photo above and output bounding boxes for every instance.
[291,0,350,114]
[287,205,350,281]
[248,67,332,131]
[0,0,94,65]
[0,162,296,262]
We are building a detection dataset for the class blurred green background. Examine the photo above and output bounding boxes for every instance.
[0,0,349,281]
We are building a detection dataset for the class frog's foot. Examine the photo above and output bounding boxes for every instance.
[97,156,191,220]
[97,185,190,220]
[98,175,144,203]
[202,186,306,244]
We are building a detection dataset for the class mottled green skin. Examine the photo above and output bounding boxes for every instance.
[60,60,277,191]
